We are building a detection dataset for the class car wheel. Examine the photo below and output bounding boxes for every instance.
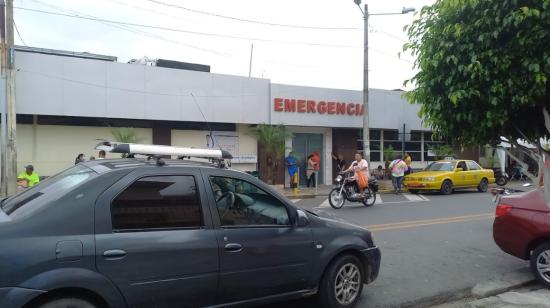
[477,178,489,192]
[530,243,550,288]
[440,180,453,195]
[319,254,364,308]
[39,297,97,308]
[362,188,376,207]
[329,188,346,209]
[408,189,419,194]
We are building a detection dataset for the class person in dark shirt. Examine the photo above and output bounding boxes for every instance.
[332,153,347,173]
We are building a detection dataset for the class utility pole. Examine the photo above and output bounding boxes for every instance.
[0,0,17,197]
[248,43,254,78]
[353,1,415,164]
[362,3,370,163]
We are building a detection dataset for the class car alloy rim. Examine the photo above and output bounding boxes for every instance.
[536,250,550,283]
[331,190,344,207]
[334,263,361,305]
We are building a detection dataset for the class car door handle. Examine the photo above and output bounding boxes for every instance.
[224,243,243,253]
[103,249,127,260]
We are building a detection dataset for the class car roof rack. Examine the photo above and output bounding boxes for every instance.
[95,141,233,167]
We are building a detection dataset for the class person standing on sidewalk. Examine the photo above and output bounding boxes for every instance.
[404,153,413,175]
[285,152,298,188]
[389,156,408,194]
[306,155,317,187]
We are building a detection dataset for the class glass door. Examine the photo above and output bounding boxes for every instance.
[292,133,324,186]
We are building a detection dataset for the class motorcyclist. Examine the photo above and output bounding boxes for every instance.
[343,152,369,197]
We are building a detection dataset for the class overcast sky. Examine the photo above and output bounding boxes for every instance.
[13,0,436,91]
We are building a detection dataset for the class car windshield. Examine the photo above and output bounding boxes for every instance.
[0,164,97,217]
[425,162,454,172]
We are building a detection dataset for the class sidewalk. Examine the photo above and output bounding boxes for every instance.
[430,267,547,308]
[274,180,395,199]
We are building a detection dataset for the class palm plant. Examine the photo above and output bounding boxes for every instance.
[111,127,143,157]
[249,123,293,184]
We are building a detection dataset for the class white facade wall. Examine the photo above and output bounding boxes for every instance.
[15,51,270,124]
[15,124,152,176]
[11,50,432,180]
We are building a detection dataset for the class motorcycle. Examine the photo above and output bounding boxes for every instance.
[328,171,379,209]
[494,168,508,186]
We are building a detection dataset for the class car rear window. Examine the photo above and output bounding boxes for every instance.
[0,164,97,218]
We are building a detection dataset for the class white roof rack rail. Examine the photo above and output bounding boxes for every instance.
[95,141,233,160]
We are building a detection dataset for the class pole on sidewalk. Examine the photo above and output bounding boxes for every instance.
[362,3,370,163]
[0,0,17,197]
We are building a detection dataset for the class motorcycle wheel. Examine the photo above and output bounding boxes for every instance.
[496,176,508,186]
[362,187,376,207]
[329,188,346,209]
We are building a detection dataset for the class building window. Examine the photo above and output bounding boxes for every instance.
[410,131,422,141]
[370,152,381,162]
[369,129,381,141]
[384,130,400,141]
[111,176,202,231]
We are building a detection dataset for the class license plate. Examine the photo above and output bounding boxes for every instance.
[408,183,422,187]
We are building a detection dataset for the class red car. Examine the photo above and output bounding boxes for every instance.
[493,187,550,287]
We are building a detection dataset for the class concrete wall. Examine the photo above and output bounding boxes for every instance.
[16,124,152,176]
[15,51,270,124]
[171,124,257,172]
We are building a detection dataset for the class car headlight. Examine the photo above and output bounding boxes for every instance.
[424,177,436,181]
[335,175,343,182]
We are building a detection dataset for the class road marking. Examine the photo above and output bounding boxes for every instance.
[291,199,301,203]
[366,213,494,232]
[314,199,330,209]
[314,194,383,209]
[402,193,426,202]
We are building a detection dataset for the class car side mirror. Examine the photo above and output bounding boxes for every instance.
[455,168,463,172]
[296,209,309,227]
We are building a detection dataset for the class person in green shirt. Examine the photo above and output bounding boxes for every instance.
[17,165,40,188]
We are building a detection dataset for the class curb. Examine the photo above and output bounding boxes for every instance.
[471,267,535,298]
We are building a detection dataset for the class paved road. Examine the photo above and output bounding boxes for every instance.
[262,189,529,308]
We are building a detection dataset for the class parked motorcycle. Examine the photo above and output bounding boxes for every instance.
[494,168,508,186]
[328,171,379,209]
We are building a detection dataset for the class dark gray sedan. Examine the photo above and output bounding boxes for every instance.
[0,159,380,308]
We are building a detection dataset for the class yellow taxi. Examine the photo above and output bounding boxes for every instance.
[403,160,495,195]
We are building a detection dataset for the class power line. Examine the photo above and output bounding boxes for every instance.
[26,0,231,57]
[145,0,359,31]
[13,21,27,46]
[370,25,407,43]
[14,6,362,49]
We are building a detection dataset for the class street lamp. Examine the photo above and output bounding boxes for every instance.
[353,1,415,164]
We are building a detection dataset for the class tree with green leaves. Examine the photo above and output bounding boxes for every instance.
[249,123,293,184]
[404,0,550,200]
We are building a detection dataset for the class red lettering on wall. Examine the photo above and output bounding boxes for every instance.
[307,100,316,113]
[274,98,283,112]
[284,99,296,112]
[273,97,361,117]
[327,102,336,114]
[297,99,306,113]
[317,101,327,114]
[346,103,355,115]
[356,104,364,116]
[336,103,346,115]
